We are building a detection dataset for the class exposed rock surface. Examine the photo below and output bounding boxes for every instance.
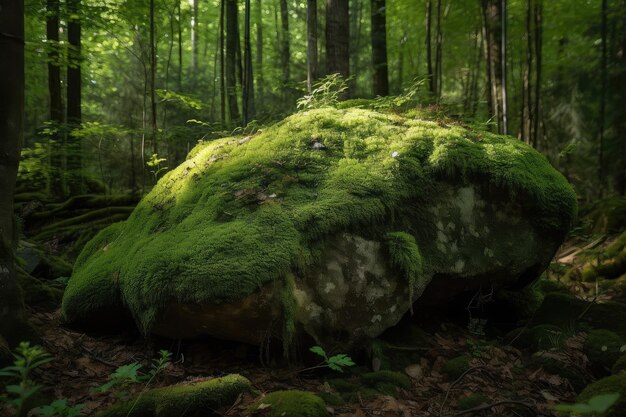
[62,107,577,350]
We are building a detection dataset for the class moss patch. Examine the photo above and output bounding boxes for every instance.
[442,356,471,380]
[251,390,328,417]
[612,354,626,374]
[17,268,63,311]
[509,325,566,352]
[457,393,488,411]
[584,330,624,373]
[97,374,251,417]
[528,354,588,391]
[63,107,577,335]
[577,374,626,417]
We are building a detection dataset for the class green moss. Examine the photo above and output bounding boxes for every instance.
[251,391,328,417]
[534,277,570,295]
[360,370,412,391]
[442,356,471,380]
[581,196,626,234]
[509,324,565,352]
[386,232,424,304]
[528,354,588,391]
[281,273,297,356]
[17,268,63,310]
[577,374,626,417]
[327,378,359,393]
[584,330,624,372]
[612,354,626,374]
[97,374,251,417]
[457,393,488,411]
[63,108,577,336]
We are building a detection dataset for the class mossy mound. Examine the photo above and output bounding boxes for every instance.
[251,390,328,417]
[577,374,626,417]
[62,108,576,346]
[509,324,566,352]
[581,230,626,282]
[528,354,588,391]
[442,356,471,380]
[581,197,626,234]
[584,330,624,373]
[326,371,411,402]
[17,267,63,311]
[97,374,251,417]
[613,354,626,374]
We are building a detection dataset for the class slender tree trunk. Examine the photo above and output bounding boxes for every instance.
[150,0,158,154]
[371,0,388,96]
[307,0,318,92]
[242,0,254,126]
[434,0,443,99]
[599,0,607,191]
[614,0,626,195]
[279,0,290,89]
[256,0,264,99]
[481,0,507,134]
[0,0,27,343]
[178,0,183,89]
[520,0,532,144]
[426,0,435,96]
[191,0,199,77]
[67,0,82,194]
[47,0,64,197]
[226,0,240,122]
[531,0,542,148]
[219,0,226,123]
[326,0,349,95]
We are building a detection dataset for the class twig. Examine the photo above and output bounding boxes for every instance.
[439,367,483,415]
[452,400,536,416]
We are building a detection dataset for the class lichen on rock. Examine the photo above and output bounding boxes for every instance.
[62,107,577,349]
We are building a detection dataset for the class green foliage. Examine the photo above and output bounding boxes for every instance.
[554,394,620,416]
[309,346,355,373]
[442,356,471,380]
[146,153,168,180]
[386,231,423,304]
[38,400,84,417]
[297,74,349,110]
[577,374,626,417]
[0,342,53,417]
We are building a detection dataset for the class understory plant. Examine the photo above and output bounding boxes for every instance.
[554,393,620,416]
[305,346,355,373]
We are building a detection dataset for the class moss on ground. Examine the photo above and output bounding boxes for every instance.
[509,324,566,352]
[442,356,471,380]
[577,374,626,417]
[612,354,626,374]
[63,107,577,336]
[584,330,624,372]
[250,390,328,417]
[457,393,488,411]
[360,370,412,393]
[528,354,588,391]
[97,374,251,417]
[17,268,63,310]
[581,196,626,234]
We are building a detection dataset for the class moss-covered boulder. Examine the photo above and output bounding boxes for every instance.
[62,108,576,349]
[613,354,626,374]
[577,374,626,417]
[584,330,624,373]
[97,374,251,417]
[251,391,328,417]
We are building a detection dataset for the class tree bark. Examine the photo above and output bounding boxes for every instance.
[178,0,183,89]
[531,0,541,148]
[149,0,158,154]
[520,0,532,144]
[191,0,199,77]
[219,0,226,123]
[67,0,82,195]
[242,0,254,126]
[435,0,443,99]
[47,0,64,197]
[255,0,264,99]
[614,0,626,195]
[307,0,318,92]
[599,0,607,191]
[326,0,349,94]
[481,0,507,134]
[226,0,240,122]
[279,0,290,87]
[371,0,388,96]
[0,0,28,343]
[426,0,435,96]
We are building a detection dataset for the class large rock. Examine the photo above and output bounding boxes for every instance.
[62,107,577,350]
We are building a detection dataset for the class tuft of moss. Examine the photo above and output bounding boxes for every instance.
[251,390,328,417]
[97,374,251,417]
[63,107,577,337]
[360,370,412,392]
[457,393,488,411]
[612,354,626,375]
[577,374,626,417]
[509,324,565,352]
[584,330,624,373]
[528,354,588,391]
[442,356,471,380]
[581,197,626,234]
[386,232,424,304]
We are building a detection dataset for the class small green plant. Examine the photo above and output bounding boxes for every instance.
[95,350,172,400]
[554,393,620,416]
[296,74,349,110]
[38,399,84,417]
[146,153,168,180]
[0,342,53,417]
[308,346,355,373]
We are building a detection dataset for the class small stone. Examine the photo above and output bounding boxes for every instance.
[405,364,423,381]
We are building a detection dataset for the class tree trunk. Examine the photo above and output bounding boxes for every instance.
[599,0,607,191]
[47,0,64,197]
[434,0,443,99]
[226,0,240,122]
[219,0,226,123]
[256,0,264,99]
[520,0,532,144]
[371,0,388,96]
[426,0,435,96]
[307,0,318,92]
[481,0,507,134]
[279,0,290,88]
[191,0,199,76]
[326,0,349,94]
[0,0,29,344]
[614,0,626,195]
[150,0,158,154]
[67,0,82,195]
[242,0,254,126]
[178,0,183,89]
[531,0,542,148]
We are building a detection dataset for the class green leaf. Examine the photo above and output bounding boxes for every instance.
[587,393,620,412]
[309,346,327,359]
